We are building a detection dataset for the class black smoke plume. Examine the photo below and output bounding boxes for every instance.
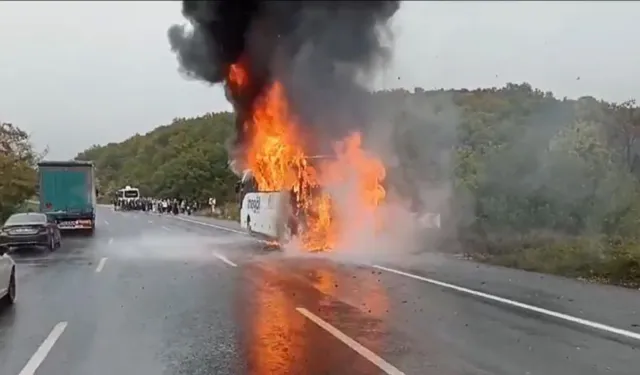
[168,1,401,164]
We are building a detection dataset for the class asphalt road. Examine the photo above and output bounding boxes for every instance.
[0,207,639,375]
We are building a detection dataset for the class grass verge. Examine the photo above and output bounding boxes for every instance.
[468,237,640,288]
[195,202,240,222]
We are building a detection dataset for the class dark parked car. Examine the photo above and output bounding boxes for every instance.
[0,213,62,251]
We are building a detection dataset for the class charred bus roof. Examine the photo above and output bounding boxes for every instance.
[240,155,337,184]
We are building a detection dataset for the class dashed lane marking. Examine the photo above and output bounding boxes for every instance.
[108,238,113,245]
[95,257,108,273]
[103,220,109,225]
[162,226,172,232]
[372,265,640,342]
[296,308,405,375]
[213,252,237,267]
[18,321,68,375]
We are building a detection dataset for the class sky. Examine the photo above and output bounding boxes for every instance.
[0,1,639,159]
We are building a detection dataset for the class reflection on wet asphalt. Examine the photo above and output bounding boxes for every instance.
[0,207,639,375]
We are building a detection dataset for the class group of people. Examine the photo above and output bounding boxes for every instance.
[153,199,199,215]
[113,197,200,216]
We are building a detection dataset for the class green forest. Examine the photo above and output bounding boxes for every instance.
[66,82,640,286]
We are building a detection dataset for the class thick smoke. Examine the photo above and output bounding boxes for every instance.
[168,0,401,162]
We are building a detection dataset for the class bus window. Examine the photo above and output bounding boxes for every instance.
[124,190,139,198]
[237,170,260,207]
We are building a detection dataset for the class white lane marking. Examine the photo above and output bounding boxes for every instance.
[212,252,237,267]
[373,265,640,341]
[172,216,270,244]
[103,220,109,225]
[162,226,172,232]
[148,220,154,224]
[18,321,68,375]
[95,257,108,273]
[108,238,113,245]
[173,216,246,235]
[296,308,405,375]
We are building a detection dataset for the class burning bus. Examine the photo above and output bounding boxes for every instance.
[168,1,397,252]
[237,155,339,250]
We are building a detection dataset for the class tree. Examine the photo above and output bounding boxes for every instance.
[0,122,41,220]
[74,112,237,204]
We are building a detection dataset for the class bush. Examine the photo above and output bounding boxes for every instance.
[213,202,240,221]
[195,202,240,222]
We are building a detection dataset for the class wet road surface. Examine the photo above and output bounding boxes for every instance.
[0,207,639,375]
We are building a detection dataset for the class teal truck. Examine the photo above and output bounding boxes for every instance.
[37,160,97,233]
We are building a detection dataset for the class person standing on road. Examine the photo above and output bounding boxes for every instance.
[172,200,179,215]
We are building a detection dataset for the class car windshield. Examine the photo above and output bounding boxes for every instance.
[5,213,46,225]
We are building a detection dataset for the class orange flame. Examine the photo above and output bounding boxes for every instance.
[228,60,248,94]
[228,61,385,251]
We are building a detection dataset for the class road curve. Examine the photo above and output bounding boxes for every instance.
[0,206,638,375]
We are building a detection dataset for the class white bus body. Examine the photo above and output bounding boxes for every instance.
[240,191,293,243]
[117,186,140,201]
[114,186,140,210]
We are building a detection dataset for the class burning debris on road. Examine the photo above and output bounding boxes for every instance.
[168,1,400,251]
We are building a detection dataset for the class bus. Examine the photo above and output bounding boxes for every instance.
[237,156,335,245]
[114,186,140,210]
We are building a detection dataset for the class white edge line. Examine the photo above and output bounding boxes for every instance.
[213,252,237,267]
[372,265,640,342]
[95,257,108,273]
[296,307,405,375]
[173,216,271,244]
[173,216,246,235]
[18,321,68,375]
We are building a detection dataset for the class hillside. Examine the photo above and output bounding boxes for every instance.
[75,112,238,204]
[0,122,40,220]
[75,83,640,286]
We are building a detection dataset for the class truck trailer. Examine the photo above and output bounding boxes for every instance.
[37,160,97,233]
